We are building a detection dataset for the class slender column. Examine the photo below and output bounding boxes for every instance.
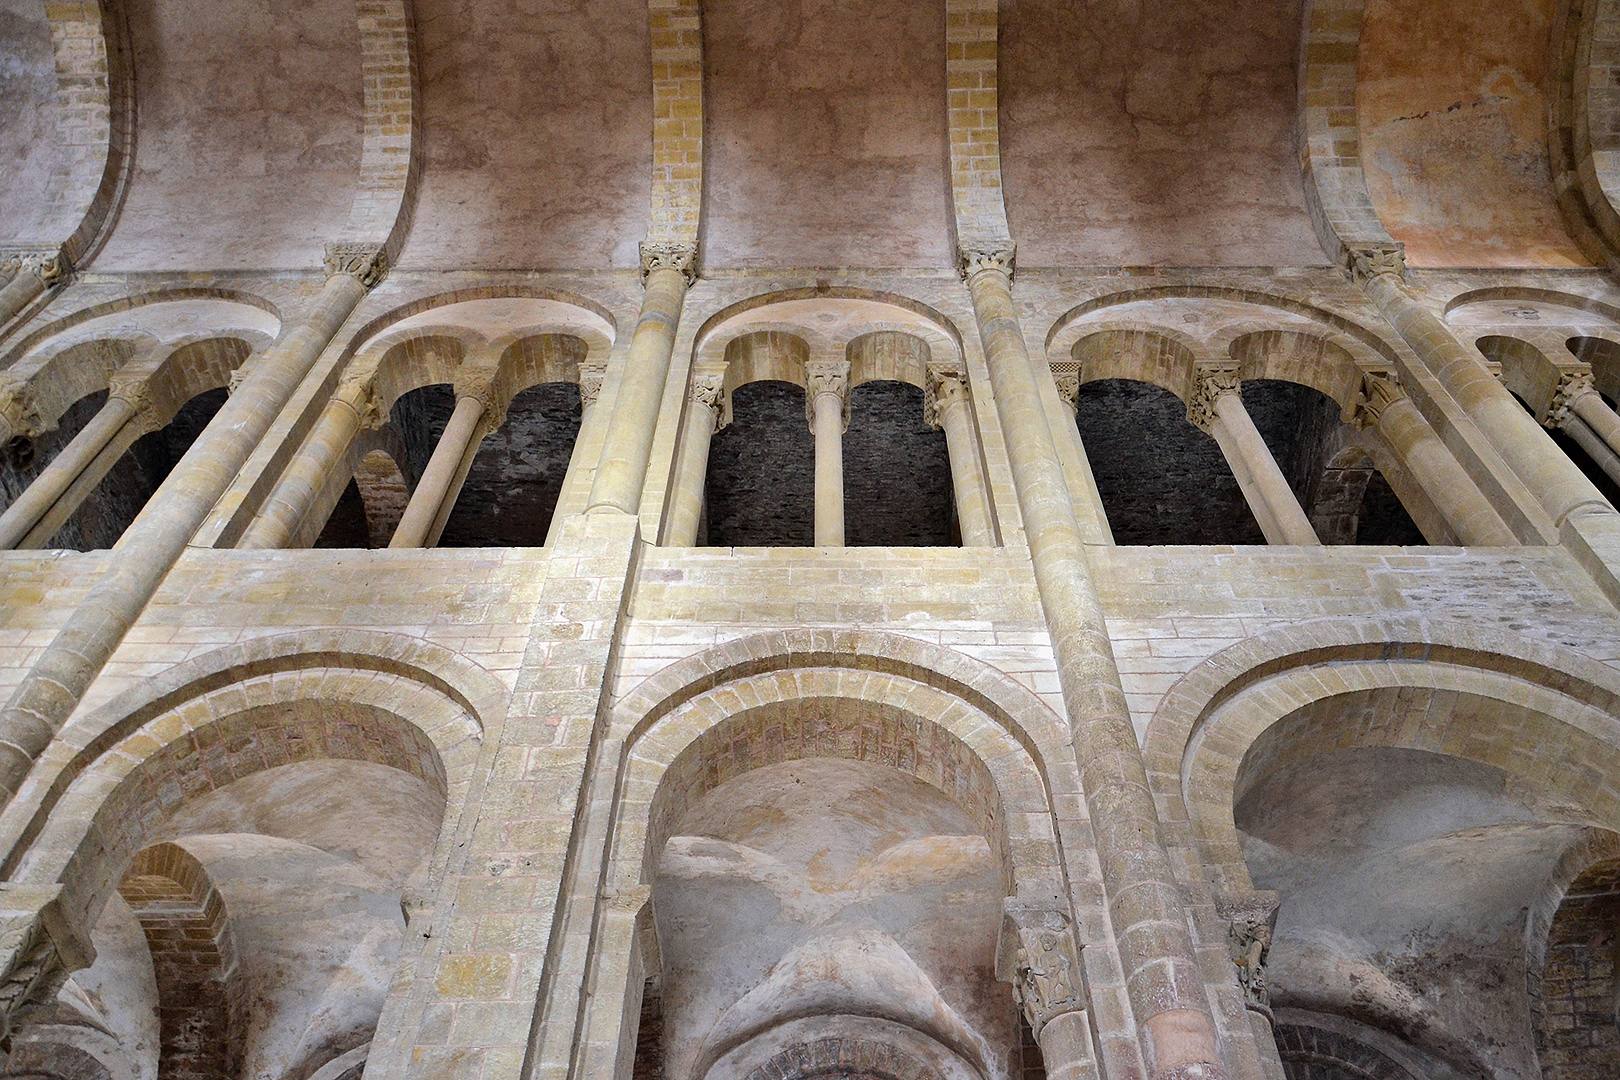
[925,361,996,546]
[1548,370,1620,468]
[1565,414,1620,488]
[1050,370,1115,545]
[543,361,611,548]
[0,249,68,329]
[0,374,155,551]
[585,241,696,516]
[1005,903,1098,1080]
[960,245,1229,1080]
[1353,372,1517,545]
[1188,370,1320,545]
[807,359,849,547]
[238,371,383,549]
[0,245,385,804]
[662,363,727,547]
[389,393,488,549]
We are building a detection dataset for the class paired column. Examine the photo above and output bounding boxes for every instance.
[1545,371,1620,487]
[0,244,386,804]
[1188,369,1320,545]
[389,376,497,549]
[238,368,384,549]
[960,245,1229,1080]
[662,362,727,547]
[1005,904,1098,1080]
[1348,249,1620,593]
[0,372,164,551]
[807,359,849,547]
[1049,371,1115,545]
[586,242,697,516]
[0,248,68,329]
[925,362,996,546]
[1352,372,1517,545]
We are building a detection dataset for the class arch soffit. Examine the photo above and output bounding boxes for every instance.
[1045,287,1403,369]
[0,629,510,883]
[4,291,282,367]
[347,289,616,361]
[692,290,966,381]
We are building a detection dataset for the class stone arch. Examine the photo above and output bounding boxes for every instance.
[692,288,965,365]
[117,841,244,1080]
[1070,328,1199,399]
[846,331,931,392]
[2,290,282,370]
[1474,335,1569,421]
[1229,330,1366,414]
[1549,0,1620,266]
[1142,617,1620,898]
[0,629,507,944]
[340,286,616,369]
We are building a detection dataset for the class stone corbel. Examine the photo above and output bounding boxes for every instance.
[639,240,698,286]
[924,361,969,430]
[323,243,389,289]
[1350,371,1406,431]
[1217,892,1279,1024]
[578,360,609,413]
[1341,243,1407,288]
[690,361,730,431]
[0,884,94,1042]
[805,359,852,431]
[957,243,1017,284]
[1185,366,1242,434]
[0,374,50,455]
[1545,370,1598,430]
[998,899,1086,1036]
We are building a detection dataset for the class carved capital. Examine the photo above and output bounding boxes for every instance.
[1186,367,1242,434]
[639,240,698,286]
[1052,368,1080,415]
[1351,371,1407,431]
[1001,902,1085,1035]
[105,371,162,432]
[690,362,728,430]
[1341,243,1407,287]
[805,359,851,429]
[578,360,608,412]
[323,243,389,288]
[1547,370,1598,429]
[1218,893,1279,1021]
[924,361,969,429]
[0,375,48,444]
[0,884,91,1042]
[957,243,1017,284]
[0,247,69,287]
[338,372,385,430]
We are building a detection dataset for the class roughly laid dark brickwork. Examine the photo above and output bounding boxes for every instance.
[316,478,374,548]
[1534,859,1620,1080]
[631,981,664,1080]
[843,380,954,547]
[1274,1024,1416,1080]
[706,380,816,546]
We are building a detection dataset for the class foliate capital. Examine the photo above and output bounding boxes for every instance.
[0,247,69,287]
[1341,243,1406,287]
[1186,367,1242,434]
[578,360,608,412]
[957,243,1016,284]
[1351,371,1406,430]
[106,371,161,431]
[324,243,389,288]
[1547,370,1598,429]
[805,359,851,429]
[690,361,728,430]
[639,240,698,286]
[924,361,968,429]
[1002,901,1084,1034]
[338,370,386,430]
[1052,366,1080,415]
[0,374,47,444]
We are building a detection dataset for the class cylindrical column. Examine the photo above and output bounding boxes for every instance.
[1190,372,1320,545]
[0,249,383,804]
[662,366,726,547]
[1037,1011,1098,1080]
[586,242,695,516]
[0,251,67,328]
[389,393,487,549]
[0,396,140,550]
[1356,373,1517,545]
[927,363,996,546]
[961,246,1228,1080]
[239,375,379,549]
[1563,377,1620,460]
[1565,415,1620,488]
[807,360,848,547]
[1355,255,1610,526]
[1050,373,1114,545]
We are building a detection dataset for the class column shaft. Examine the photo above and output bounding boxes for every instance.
[1208,391,1320,545]
[239,379,375,549]
[663,395,721,547]
[1565,415,1620,488]
[1038,1011,1099,1080]
[964,258,1228,1080]
[1571,392,1620,459]
[812,389,845,547]
[0,268,372,803]
[390,394,487,549]
[0,398,139,550]
[1047,382,1114,545]
[586,262,690,515]
[1375,396,1516,545]
[0,267,51,328]
[936,395,997,546]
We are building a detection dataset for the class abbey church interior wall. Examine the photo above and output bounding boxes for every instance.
[0,1,1619,1080]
